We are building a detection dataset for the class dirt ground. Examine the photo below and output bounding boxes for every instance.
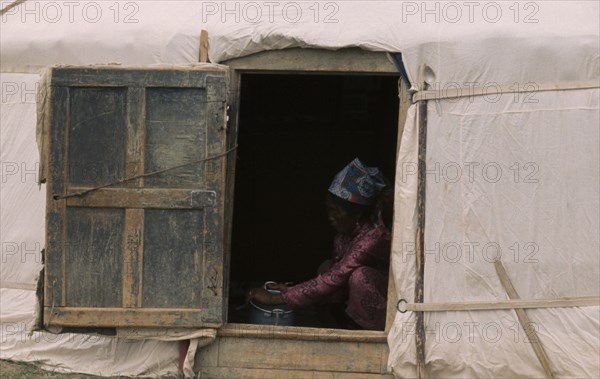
[0,360,179,379]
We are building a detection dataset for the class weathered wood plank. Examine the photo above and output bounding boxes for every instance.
[197,366,395,379]
[142,209,204,308]
[123,86,146,308]
[65,207,124,307]
[221,68,241,324]
[201,74,228,323]
[43,307,221,328]
[66,188,217,209]
[198,327,393,377]
[210,336,387,373]
[68,87,126,187]
[415,64,428,379]
[144,87,207,188]
[38,73,52,184]
[199,30,209,63]
[50,67,227,87]
[45,86,69,307]
[218,323,386,343]
[126,86,145,187]
[123,209,143,308]
[223,48,397,73]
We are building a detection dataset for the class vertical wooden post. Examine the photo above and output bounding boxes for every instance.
[415,64,428,379]
[123,87,146,308]
[199,30,209,63]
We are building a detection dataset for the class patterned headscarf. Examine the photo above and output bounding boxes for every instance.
[328,158,387,205]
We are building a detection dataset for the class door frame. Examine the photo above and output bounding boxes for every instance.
[221,47,411,340]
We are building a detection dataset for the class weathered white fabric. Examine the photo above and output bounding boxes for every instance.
[388,87,599,378]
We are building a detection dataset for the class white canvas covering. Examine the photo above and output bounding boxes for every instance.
[1,1,599,377]
[388,89,600,378]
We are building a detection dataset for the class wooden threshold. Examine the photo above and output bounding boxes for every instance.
[198,330,391,376]
[220,323,387,343]
[197,367,395,379]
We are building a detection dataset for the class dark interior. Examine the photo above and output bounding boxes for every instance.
[228,73,399,326]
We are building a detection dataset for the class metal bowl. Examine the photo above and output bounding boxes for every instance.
[248,281,295,326]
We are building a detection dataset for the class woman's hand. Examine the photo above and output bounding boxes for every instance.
[317,259,333,275]
[265,282,289,292]
[246,287,285,305]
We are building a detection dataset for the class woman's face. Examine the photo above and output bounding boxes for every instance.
[326,196,356,234]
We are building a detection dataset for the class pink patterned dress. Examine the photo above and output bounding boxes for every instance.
[281,222,391,330]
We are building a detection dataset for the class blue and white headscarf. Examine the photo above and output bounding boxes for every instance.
[328,158,386,205]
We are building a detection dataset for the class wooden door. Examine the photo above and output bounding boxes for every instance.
[41,66,229,328]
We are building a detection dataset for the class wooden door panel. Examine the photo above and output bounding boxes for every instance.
[142,209,204,308]
[65,207,125,308]
[68,87,127,187]
[42,65,229,328]
[144,87,207,188]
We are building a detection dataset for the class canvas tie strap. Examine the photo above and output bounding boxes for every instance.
[0,281,37,291]
[0,0,27,16]
[397,296,600,313]
[412,79,600,103]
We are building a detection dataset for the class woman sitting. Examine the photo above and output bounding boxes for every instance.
[247,158,392,330]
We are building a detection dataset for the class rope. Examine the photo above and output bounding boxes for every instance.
[55,145,237,200]
[1,0,27,16]
[412,79,599,103]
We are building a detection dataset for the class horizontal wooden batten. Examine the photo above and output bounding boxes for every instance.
[198,367,395,379]
[223,47,398,74]
[43,307,222,328]
[65,188,216,209]
[50,66,228,87]
[219,323,387,343]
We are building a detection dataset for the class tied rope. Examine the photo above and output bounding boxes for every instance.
[54,145,238,200]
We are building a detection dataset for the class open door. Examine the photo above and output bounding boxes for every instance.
[41,65,229,328]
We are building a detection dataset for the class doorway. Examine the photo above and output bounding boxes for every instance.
[228,73,399,327]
